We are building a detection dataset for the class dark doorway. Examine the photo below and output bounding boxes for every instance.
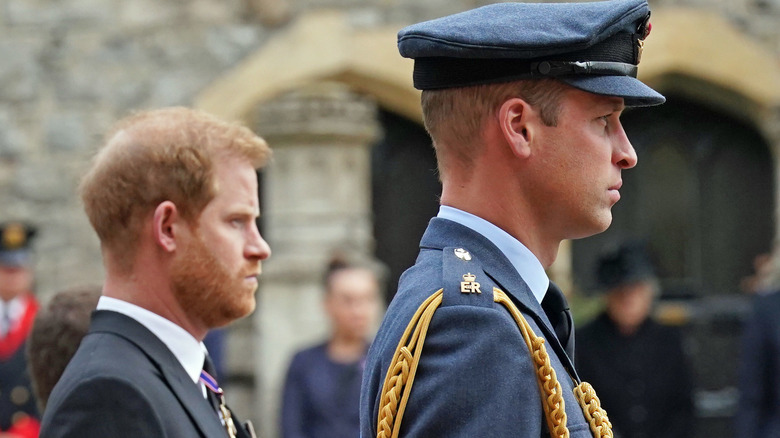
[571,96,775,438]
[572,97,774,298]
[371,109,441,303]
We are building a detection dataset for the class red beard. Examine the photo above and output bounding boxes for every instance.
[170,232,258,329]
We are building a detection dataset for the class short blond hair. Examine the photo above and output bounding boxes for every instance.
[80,107,271,259]
[421,79,568,175]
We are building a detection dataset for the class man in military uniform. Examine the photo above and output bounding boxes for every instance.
[576,242,694,438]
[0,222,40,437]
[360,0,665,436]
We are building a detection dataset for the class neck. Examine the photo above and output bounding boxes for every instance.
[103,254,207,341]
[440,183,560,268]
[0,294,23,304]
[327,333,366,363]
[616,323,639,337]
[438,129,563,268]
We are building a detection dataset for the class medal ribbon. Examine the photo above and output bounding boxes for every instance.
[200,370,238,438]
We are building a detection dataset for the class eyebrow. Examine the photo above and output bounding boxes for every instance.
[607,100,625,113]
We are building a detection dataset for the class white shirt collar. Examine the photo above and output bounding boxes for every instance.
[0,296,26,320]
[96,296,206,384]
[437,206,549,303]
[0,296,27,334]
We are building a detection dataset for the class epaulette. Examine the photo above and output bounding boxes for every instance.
[440,246,496,309]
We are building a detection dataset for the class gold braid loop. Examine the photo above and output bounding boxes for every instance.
[375,287,614,438]
[377,290,444,438]
[494,288,569,438]
[574,382,614,438]
[377,347,413,437]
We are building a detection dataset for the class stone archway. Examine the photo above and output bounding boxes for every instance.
[641,8,780,129]
[195,10,420,124]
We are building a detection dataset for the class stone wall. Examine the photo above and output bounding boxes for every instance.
[0,0,266,297]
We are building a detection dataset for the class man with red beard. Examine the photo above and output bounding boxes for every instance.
[40,107,272,438]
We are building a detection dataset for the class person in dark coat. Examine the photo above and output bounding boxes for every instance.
[735,283,780,437]
[0,222,41,438]
[576,242,695,438]
[360,0,666,436]
[281,257,381,438]
[40,107,272,438]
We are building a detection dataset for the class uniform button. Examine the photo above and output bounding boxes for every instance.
[11,411,26,425]
[11,386,30,405]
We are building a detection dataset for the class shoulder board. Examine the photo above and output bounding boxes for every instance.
[440,246,496,309]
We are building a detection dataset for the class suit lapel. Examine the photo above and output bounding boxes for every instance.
[90,311,228,437]
[420,218,580,380]
[159,359,229,438]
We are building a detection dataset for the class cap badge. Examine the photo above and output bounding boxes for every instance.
[460,272,482,294]
[454,248,472,261]
[2,224,26,249]
[636,12,652,64]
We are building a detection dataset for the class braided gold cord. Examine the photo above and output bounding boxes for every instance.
[494,288,569,438]
[375,287,614,438]
[574,382,614,438]
[377,289,444,438]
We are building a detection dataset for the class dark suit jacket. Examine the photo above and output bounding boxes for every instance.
[40,310,250,438]
[736,290,780,438]
[360,218,591,437]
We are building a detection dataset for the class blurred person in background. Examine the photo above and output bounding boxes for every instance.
[27,286,101,413]
[0,222,41,438]
[735,248,780,437]
[281,256,382,438]
[576,241,694,438]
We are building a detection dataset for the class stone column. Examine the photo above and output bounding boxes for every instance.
[252,82,379,438]
[765,106,780,243]
[756,106,780,290]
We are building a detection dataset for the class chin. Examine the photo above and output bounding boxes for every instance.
[235,296,257,318]
[569,220,612,240]
[590,211,614,235]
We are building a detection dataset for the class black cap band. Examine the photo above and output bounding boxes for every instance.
[412,31,641,90]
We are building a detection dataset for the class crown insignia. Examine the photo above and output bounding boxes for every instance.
[460,272,482,294]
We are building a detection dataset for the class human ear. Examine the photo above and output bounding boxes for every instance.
[498,97,533,159]
[152,201,180,253]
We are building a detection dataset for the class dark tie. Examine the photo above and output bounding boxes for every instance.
[541,281,575,359]
[201,355,238,438]
[202,355,221,412]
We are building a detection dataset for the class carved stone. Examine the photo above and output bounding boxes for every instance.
[252,82,379,438]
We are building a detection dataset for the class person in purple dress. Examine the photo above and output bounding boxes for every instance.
[281,257,382,438]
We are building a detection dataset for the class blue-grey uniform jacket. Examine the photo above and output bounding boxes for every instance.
[360,218,591,437]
